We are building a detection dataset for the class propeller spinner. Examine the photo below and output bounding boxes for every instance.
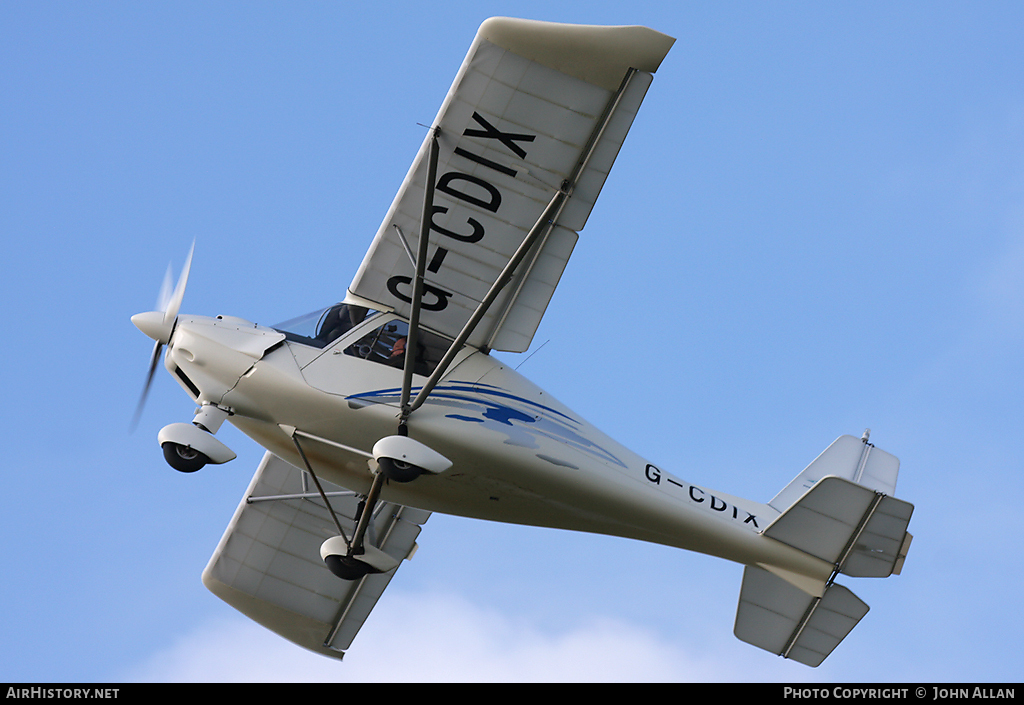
[131,243,194,430]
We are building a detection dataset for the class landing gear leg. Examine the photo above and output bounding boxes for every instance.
[288,429,397,581]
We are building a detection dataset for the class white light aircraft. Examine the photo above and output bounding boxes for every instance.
[132,17,913,668]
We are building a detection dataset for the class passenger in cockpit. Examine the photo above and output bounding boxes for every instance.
[317,303,367,345]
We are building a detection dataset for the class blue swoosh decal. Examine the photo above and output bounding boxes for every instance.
[347,382,625,468]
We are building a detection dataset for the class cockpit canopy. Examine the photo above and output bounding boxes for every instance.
[273,303,451,377]
[273,303,374,349]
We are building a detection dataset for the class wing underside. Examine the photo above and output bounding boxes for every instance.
[202,452,429,659]
[348,18,674,352]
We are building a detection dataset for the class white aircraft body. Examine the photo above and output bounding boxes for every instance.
[132,17,913,667]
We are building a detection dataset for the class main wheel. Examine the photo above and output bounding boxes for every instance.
[378,456,424,483]
[162,442,209,473]
[324,554,373,581]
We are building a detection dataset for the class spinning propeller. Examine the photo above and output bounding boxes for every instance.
[131,243,194,430]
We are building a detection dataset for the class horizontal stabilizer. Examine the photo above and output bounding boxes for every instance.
[764,475,913,578]
[735,565,869,667]
[202,452,430,659]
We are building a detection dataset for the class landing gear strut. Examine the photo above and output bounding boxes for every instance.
[286,430,405,582]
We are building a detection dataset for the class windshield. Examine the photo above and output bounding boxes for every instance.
[272,303,376,349]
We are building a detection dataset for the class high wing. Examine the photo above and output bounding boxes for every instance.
[202,452,429,659]
[348,17,675,352]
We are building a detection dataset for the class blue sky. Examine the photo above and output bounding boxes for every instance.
[2,1,1022,682]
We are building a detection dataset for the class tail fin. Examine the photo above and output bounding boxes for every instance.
[734,433,914,666]
[769,431,900,511]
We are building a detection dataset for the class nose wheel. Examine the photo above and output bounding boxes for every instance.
[156,407,236,473]
[162,442,210,473]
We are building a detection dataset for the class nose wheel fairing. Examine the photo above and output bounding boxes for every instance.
[158,420,237,472]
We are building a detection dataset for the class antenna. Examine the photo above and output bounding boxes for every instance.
[515,339,551,371]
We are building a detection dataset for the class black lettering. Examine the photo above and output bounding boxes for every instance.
[454,146,517,178]
[386,275,451,311]
[427,247,448,273]
[743,513,759,528]
[437,172,502,213]
[710,495,727,512]
[689,486,705,503]
[464,112,535,159]
[644,464,661,484]
[430,206,485,243]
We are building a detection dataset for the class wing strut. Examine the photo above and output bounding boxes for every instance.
[405,186,567,416]
[399,127,441,430]
[289,431,351,544]
[402,68,641,420]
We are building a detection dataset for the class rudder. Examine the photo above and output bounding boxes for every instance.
[770,432,900,512]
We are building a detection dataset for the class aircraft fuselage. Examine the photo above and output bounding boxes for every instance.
[165,312,832,584]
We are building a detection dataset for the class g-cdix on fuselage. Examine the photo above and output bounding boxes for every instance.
[132,17,913,667]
